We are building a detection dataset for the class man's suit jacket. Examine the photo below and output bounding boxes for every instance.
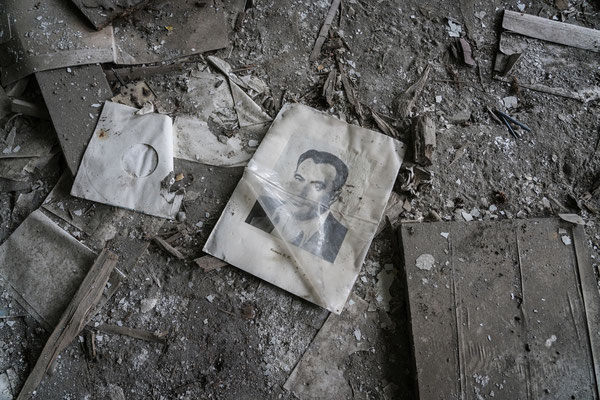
[245,197,347,263]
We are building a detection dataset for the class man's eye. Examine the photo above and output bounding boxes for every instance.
[314,183,325,191]
[294,174,304,182]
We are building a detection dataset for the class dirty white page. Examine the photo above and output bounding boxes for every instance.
[172,67,271,167]
[0,210,96,331]
[204,104,405,313]
[0,0,115,86]
[71,101,182,219]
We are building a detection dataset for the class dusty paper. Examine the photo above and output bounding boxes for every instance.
[204,104,405,313]
[71,101,182,219]
[172,65,271,167]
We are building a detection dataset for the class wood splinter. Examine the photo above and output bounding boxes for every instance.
[310,0,342,61]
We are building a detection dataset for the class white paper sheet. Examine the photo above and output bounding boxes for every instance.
[204,104,406,313]
[71,101,182,219]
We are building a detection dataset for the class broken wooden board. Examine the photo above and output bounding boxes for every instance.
[0,0,115,86]
[0,209,97,331]
[113,0,228,64]
[503,10,600,53]
[494,32,600,103]
[16,249,118,400]
[70,0,149,30]
[283,294,378,399]
[36,65,113,175]
[400,219,600,399]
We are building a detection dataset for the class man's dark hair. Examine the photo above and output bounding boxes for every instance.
[296,150,349,193]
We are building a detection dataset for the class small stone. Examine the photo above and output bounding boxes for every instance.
[353,328,362,341]
[516,210,527,219]
[206,294,215,303]
[440,232,449,239]
[470,208,481,218]
[435,95,443,103]
[416,254,435,271]
[195,221,204,228]
[503,96,518,109]
[561,235,572,246]
[176,211,186,222]
[489,205,498,212]
[140,298,157,313]
[461,211,473,222]
[248,139,259,147]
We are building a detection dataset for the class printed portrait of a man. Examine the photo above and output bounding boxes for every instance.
[245,149,349,263]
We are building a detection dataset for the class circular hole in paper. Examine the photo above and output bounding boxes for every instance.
[121,144,158,178]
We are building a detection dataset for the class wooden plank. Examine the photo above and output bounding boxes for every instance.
[16,249,118,400]
[400,219,600,399]
[503,10,600,53]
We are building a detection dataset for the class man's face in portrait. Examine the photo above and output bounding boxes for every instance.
[288,158,338,221]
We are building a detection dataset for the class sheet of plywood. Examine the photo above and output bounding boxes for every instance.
[400,219,600,399]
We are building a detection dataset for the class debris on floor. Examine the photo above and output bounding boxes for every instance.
[0,0,599,398]
[400,219,600,399]
[204,103,405,313]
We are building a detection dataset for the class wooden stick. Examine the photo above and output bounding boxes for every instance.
[309,0,342,61]
[95,324,167,344]
[17,249,118,400]
[152,236,185,260]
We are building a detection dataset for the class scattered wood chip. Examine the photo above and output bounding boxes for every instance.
[194,255,228,272]
[16,249,118,400]
[394,65,431,119]
[337,60,364,123]
[323,69,336,108]
[370,108,399,138]
[412,114,436,166]
[449,145,467,167]
[152,236,185,260]
[458,38,475,66]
